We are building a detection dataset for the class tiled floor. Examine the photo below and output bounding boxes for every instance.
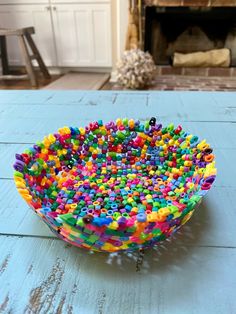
[105,75,236,91]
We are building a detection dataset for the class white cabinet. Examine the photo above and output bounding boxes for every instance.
[0,5,56,66]
[51,0,111,3]
[0,0,48,3]
[0,1,112,68]
[52,4,111,67]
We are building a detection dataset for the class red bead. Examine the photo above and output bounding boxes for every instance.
[175,125,182,134]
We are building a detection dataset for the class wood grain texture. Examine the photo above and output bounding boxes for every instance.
[0,90,236,313]
[0,236,236,314]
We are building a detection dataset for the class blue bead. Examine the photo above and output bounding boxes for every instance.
[137,213,147,222]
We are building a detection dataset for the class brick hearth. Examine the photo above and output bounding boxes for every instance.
[109,75,236,91]
[157,66,236,76]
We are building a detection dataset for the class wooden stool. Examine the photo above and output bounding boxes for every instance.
[0,27,50,87]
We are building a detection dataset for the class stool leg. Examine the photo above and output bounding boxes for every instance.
[0,36,10,75]
[25,33,51,79]
[18,35,37,87]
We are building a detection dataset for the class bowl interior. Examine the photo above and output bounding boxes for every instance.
[14,119,216,250]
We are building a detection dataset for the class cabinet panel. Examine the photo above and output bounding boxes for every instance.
[53,7,92,66]
[51,0,110,3]
[92,8,110,65]
[0,1,48,3]
[0,2,112,68]
[52,3,112,67]
[75,10,93,63]
[0,5,56,66]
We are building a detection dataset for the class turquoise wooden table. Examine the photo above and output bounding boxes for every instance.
[0,90,235,314]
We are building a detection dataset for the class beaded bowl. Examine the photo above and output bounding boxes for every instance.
[13,118,216,252]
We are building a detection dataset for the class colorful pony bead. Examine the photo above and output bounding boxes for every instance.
[13,118,216,252]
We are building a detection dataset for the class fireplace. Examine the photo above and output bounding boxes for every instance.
[140,0,236,75]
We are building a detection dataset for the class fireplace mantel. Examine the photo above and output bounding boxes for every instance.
[144,0,236,6]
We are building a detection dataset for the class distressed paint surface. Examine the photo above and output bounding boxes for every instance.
[0,91,235,314]
[0,237,236,314]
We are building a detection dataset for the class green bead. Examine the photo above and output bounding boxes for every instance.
[14,171,24,178]
[76,218,85,227]
[123,118,128,126]
[152,228,162,236]
[153,202,161,208]
[169,205,178,214]
[167,123,175,132]
[60,213,77,226]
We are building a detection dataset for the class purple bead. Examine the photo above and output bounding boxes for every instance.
[33,145,41,152]
[15,153,24,161]
[13,160,25,172]
[205,175,216,184]
[118,217,127,225]
[155,124,162,131]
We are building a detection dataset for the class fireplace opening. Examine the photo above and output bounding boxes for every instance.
[144,7,236,66]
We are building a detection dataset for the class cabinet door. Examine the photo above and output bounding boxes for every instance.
[0,5,56,66]
[52,3,112,67]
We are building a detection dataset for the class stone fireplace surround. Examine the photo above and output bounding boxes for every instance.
[142,0,236,76]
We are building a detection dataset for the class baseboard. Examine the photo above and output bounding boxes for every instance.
[110,70,118,82]
[5,66,112,76]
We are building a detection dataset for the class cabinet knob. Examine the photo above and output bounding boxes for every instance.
[53,6,57,11]
[45,6,50,11]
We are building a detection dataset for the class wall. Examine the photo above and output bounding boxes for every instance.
[110,0,129,80]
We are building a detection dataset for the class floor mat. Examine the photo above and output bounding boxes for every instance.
[42,72,110,90]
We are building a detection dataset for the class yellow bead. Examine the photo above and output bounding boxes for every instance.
[41,148,48,154]
[58,126,70,135]
[187,182,194,189]
[116,118,122,126]
[14,177,25,184]
[23,194,32,202]
[79,127,85,135]
[128,119,135,128]
[15,181,26,189]
[158,207,171,216]
[43,138,51,147]
[48,134,56,143]
[197,140,209,150]
[147,212,158,222]
[109,221,119,230]
[184,161,192,167]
